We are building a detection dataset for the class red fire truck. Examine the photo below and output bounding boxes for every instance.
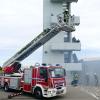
[0,64,67,98]
[23,65,67,98]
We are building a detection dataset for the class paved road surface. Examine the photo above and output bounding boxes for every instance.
[0,86,97,100]
[81,86,100,99]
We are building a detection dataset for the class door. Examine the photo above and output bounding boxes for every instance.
[38,68,48,86]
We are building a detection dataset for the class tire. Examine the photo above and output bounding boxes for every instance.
[4,83,9,92]
[34,88,43,99]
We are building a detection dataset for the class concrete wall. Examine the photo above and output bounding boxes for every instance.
[43,0,63,29]
[43,31,66,65]
[81,60,100,86]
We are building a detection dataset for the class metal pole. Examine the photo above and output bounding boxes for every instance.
[67,2,72,63]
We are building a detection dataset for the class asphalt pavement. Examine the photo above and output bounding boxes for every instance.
[0,86,97,100]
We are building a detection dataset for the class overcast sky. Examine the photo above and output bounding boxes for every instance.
[0,0,100,66]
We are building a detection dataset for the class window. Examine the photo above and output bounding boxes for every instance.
[40,68,48,79]
[64,53,69,63]
[49,68,66,78]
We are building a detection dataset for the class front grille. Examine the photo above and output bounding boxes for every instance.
[57,87,62,89]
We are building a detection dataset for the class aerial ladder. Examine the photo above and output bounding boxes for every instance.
[2,16,75,74]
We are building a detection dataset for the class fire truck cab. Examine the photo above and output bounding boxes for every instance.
[23,64,67,98]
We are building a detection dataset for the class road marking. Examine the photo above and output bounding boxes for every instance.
[81,87,99,100]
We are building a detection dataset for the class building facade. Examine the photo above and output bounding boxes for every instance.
[81,58,100,86]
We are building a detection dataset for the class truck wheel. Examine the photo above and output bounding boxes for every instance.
[34,88,43,99]
[4,84,9,92]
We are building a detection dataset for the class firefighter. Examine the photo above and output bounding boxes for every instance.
[0,66,3,75]
[94,73,99,86]
[71,73,79,86]
[85,73,90,85]
[63,9,69,24]
[0,66,2,70]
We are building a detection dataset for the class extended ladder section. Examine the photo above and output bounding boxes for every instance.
[3,24,74,67]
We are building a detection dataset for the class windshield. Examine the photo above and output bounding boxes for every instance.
[49,68,66,78]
